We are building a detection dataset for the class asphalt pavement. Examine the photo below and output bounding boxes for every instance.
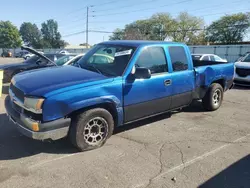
[0,58,249,188]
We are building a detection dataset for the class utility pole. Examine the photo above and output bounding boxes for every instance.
[86,6,89,49]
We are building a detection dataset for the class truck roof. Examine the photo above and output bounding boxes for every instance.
[100,40,182,47]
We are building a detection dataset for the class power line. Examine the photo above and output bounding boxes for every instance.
[63,31,86,38]
[199,8,250,17]
[89,30,114,34]
[64,0,126,16]
[93,0,192,17]
[93,0,160,13]
[96,23,250,33]
[94,0,118,7]
[58,17,87,29]
[63,23,249,38]
[89,7,249,25]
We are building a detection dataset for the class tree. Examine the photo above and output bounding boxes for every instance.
[0,21,22,49]
[109,29,125,40]
[113,13,175,40]
[124,21,147,40]
[109,12,205,43]
[206,13,250,44]
[149,13,175,40]
[20,22,43,48]
[170,12,205,44]
[41,19,66,48]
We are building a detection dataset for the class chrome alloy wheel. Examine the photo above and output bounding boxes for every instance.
[83,117,108,146]
[213,89,221,106]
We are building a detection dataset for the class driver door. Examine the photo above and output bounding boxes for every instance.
[123,46,172,122]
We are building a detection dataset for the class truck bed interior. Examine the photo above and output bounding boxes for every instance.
[193,60,229,67]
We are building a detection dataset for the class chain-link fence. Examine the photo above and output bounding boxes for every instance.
[2,44,250,62]
[189,45,250,62]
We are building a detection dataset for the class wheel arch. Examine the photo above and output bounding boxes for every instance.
[68,102,119,127]
[211,78,226,90]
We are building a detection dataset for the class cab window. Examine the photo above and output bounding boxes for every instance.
[169,46,189,72]
[135,47,168,74]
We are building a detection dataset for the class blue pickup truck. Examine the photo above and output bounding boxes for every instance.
[5,41,234,151]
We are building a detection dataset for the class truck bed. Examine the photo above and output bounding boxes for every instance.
[193,61,235,99]
[193,60,228,67]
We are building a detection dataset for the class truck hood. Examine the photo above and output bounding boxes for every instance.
[13,66,109,97]
[21,45,55,65]
[235,61,250,69]
[0,62,24,69]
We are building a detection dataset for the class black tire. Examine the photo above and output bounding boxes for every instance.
[202,83,224,111]
[69,108,114,152]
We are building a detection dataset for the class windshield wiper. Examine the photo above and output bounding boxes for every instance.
[86,64,103,75]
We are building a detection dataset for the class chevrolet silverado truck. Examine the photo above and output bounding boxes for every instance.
[5,41,234,151]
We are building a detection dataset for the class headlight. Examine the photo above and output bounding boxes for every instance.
[24,97,44,112]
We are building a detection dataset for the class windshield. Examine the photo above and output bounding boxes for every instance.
[55,55,76,66]
[77,44,136,76]
[241,53,250,62]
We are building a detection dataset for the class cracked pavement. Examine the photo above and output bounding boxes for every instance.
[0,58,250,188]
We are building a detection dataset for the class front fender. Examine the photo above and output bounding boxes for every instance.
[43,95,122,121]
[42,77,123,124]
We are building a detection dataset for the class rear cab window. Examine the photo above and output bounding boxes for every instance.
[168,46,189,72]
[135,46,168,74]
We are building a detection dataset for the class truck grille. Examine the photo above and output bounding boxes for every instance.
[11,101,23,114]
[236,68,250,77]
[10,83,24,102]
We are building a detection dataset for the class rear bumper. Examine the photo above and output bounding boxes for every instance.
[5,96,71,140]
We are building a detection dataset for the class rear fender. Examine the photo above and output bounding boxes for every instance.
[196,67,225,88]
[195,67,225,99]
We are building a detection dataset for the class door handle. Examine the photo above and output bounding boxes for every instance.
[164,79,171,86]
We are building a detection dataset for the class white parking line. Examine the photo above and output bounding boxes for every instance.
[30,133,250,175]
[153,133,250,181]
[30,153,79,169]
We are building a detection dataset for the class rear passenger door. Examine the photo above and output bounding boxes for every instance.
[168,46,195,109]
[123,46,172,122]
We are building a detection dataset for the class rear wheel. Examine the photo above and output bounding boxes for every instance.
[202,83,224,111]
[69,108,114,151]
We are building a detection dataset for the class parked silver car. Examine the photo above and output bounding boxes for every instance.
[234,53,250,86]
[192,54,227,62]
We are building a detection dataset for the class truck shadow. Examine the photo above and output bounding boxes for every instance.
[114,113,172,134]
[0,113,77,161]
[232,85,250,90]
[199,154,250,188]
[0,112,172,160]
[0,101,205,160]
[182,100,207,113]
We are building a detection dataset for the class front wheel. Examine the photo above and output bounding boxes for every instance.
[69,108,114,151]
[202,83,224,111]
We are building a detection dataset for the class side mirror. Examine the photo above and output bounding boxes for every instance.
[132,67,151,79]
